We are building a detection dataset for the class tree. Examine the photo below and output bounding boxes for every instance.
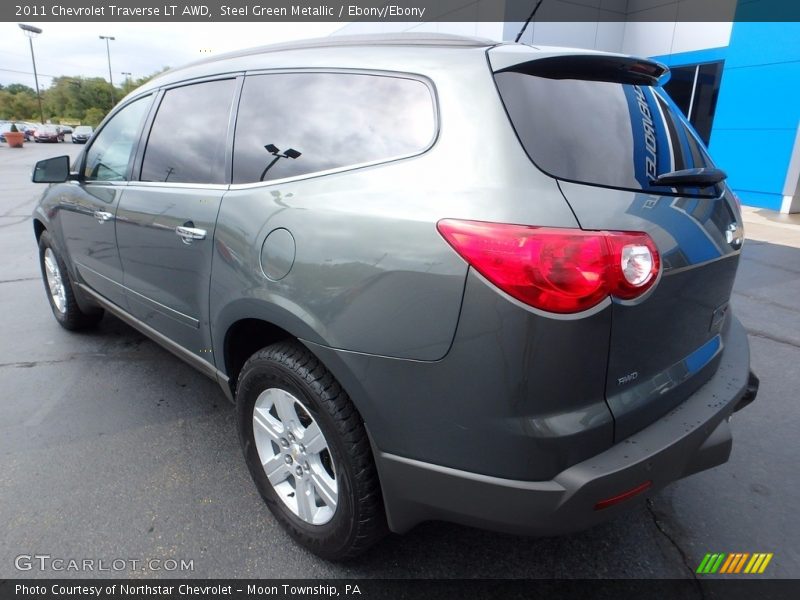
[83,107,106,127]
[5,83,36,96]
[0,87,38,120]
[0,68,168,124]
[0,91,13,120]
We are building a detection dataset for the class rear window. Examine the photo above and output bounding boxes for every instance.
[494,70,717,196]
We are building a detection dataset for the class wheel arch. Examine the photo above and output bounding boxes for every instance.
[215,297,323,386]
[33,218,46,241]
[214,299,375,434]
[222,318,294,394]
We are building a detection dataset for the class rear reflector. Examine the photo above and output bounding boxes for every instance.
[594,480,652,511]
[436,220,660,314]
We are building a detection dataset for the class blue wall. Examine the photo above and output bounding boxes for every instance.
[654,21,800,210]
[711,21,800,210]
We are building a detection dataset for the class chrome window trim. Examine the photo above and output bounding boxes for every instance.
[228,153,430,191]
[125,181,230,191]
[157,71,245,92]
[75,180,128,188]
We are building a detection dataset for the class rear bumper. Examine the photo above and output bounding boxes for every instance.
[375,316,753,535]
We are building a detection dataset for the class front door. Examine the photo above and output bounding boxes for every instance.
[59,95,152,307]
[116,77,237,366]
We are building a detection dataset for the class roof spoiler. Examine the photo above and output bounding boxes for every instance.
[495,54,670,86]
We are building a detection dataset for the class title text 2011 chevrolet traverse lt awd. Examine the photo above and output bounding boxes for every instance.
[31,34,758,559]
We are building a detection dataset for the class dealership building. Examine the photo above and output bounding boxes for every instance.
[337,2,800,213]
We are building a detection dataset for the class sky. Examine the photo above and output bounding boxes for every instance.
[0,22,347,88]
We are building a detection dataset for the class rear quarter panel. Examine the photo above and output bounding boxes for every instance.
[210,49,578,364]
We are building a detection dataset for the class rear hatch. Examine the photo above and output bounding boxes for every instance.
[490,47,744,441]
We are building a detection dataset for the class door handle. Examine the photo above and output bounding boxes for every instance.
[94,210,113,223]
[175,225,207,244]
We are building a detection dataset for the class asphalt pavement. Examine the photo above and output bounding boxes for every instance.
[1,141,798,584]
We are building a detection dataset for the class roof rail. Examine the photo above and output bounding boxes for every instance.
[159,32,497,78]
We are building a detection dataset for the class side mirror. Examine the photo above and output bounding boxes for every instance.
[32,155,71,183]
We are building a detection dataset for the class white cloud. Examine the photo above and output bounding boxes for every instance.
[0,22,346,88]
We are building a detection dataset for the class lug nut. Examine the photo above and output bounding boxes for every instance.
[287,432,295,442]
[299,444,305,453]
[295,466,304,477]
[280,438,289,448]
[284,455,292,464]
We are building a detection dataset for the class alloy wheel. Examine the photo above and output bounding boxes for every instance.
[252,388,338,525]
[44,248,67,314]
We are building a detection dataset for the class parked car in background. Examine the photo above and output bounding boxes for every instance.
[28,33,757,560]
[21,123,40,141]
[71,125,93,144]
[34,125,63,143]
[60,125,73,135]
[21,124,37,141]
[0,121,28,143]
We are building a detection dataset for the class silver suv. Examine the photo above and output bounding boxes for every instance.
[31,34,757,560]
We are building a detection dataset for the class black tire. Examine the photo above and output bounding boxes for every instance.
[236,341,387,560]
[38,231,104,330]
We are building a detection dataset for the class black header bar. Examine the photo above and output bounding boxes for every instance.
[2,579,800,600]
[4,0,800,23]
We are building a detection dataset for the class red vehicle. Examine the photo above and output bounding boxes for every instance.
[34,124,64,143]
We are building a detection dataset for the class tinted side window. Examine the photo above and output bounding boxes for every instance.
[141,79,236,184]
[663,61,723,145]
[84,96,151,182]
[663,65,695,118]
[233,73,435,184]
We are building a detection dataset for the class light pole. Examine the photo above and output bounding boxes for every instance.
[260,144,302,181]
[99,35,116,106]
[18,23,45,124]
[121,71,131,93]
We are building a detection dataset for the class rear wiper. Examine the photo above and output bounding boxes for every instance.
[650,167,727,187]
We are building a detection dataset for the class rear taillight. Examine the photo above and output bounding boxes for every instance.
[437,219,660,314]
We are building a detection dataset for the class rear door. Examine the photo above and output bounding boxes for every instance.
[116,77,238,365]
[492,51,744,440]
